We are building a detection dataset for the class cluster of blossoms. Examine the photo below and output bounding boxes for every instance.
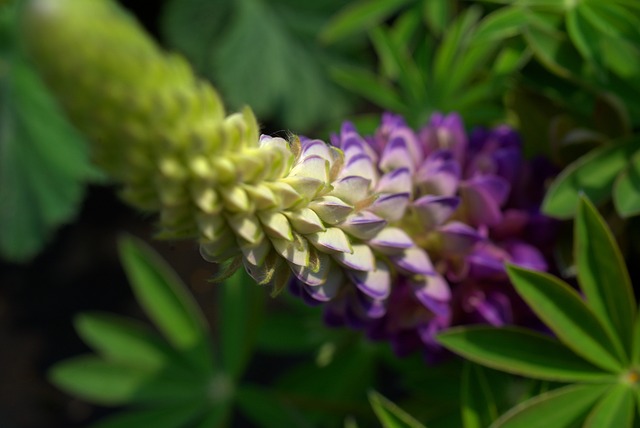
[26,0,555,361]
[313,113,556,359]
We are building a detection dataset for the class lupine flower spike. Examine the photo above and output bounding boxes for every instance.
[24,0,555,359]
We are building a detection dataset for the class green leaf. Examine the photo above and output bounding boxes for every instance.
[422,0,453,37]
[213,0,349,130]
[575,196,635,356]
[524,20,582,79]
[633,311,640,365]
[219,268,264,379]
[472,6,529,44]
[92,401,206,428]
[491,383,610,428]
[75,312,194,373]
[566,5,603,70]
[506,265,625,372]
[49,355,204,406]
[461,362,498,428]
[583,384,634,428]
[368,390,426,428]
[320,0,415,43]
[542,140,637,218]
[438,326,610,382]
[0,54,98,262]
[330,65,407,113]
[613,149,640,217]
[192,404,231,428]
[236,384,311,428]
[118,236,212,372]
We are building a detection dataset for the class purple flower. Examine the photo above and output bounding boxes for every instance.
[310,112,557,361]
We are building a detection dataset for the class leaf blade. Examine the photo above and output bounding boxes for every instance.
[506,265,625,372]
[575,195,635,357]
[368,390,426,428]
[583,384,634,428]
[438,326,611,382]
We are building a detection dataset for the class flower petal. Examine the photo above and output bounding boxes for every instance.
[390,247,434,275]
[339,212,387,240]
[347,259,391,299]
[334,243,375,271]
[284,207,325,234]
[412,195,459,230]
[367,227,414,254]
[330,175,372,205]
[369,192,410,222]
[307,227,352,254]
[376,168,412,195]
[309,196,353,225]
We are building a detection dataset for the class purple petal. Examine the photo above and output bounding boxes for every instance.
[380,136,415,172]
[333,243,375,271]
[303,276,341,302]
[415,151,461,196]
[391,247,435,275]
[463,289,513,326]
[376,168,412,195]
[458,178,507,226]
[330,175,372,205]
[466,243,510,278]
[438,221,484,255]
[339,212,387,240]
[412,195,459,230]
[411,274,451,318]
[367,227,414,254]
[347,260,391,299]
[504,241,548,271]
[369,192,410,222]
[289,252,332,286]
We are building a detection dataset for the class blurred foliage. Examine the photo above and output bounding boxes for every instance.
[160,0,358,132]
[0,2,99,262]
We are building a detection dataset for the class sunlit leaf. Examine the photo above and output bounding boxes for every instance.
[75,312,189,373]
[542,140,637,218]
[369,390,426,428]
[575,196,635,355]
[492,383,610,428]
[461,363,498,428]
[438,326,610,382]
[613,149,640,217]
[118,236,213,372]
[583,384,634,428]
[49,355,205,406]
[506,265,626,372]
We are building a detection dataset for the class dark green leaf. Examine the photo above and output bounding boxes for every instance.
[461,363,498,428]
[330,65,406,113]
[219,268,264,379]
[506,265,625,372]
[566,6,602,70]
[256,309,330,354]
[237,384,312,428]
[92,401,206,428]
[0,55,98,262]
[422,0,452,36]
[583,384,634,428]
[472,6,529,44]
[613,149,640,217]
[118,236,212,372]
[320,0,415,43]
[492,383,610,428]
[369,391,426,428]
[438,326,611,382]
[575,195,635,356]
[49,355,205,406]
[213,0,349,130]
[192,404,231,428]
[542,140,637,218]
[524,21,582,79]
[75,312,188,373]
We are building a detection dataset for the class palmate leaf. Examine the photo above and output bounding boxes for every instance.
[118,236,213,373]
[506,265,626,372]
[368,391,426,428]
[438,326,610,382]
[162,0,351,131]
[0,52,98,262]
[91,401,207,428]
[236,384,311,428]
[491,384,610,428]
[575,195,636,354]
